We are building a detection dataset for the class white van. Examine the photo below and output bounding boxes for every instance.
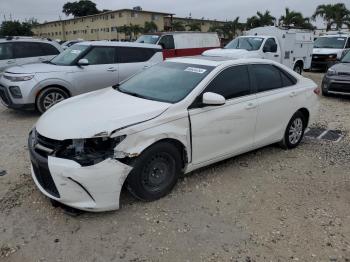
[136,32,221,59]
[312,33,350,70]
[203,26,314,74]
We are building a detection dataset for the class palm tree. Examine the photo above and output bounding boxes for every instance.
[279,8,314,29]
[186,22,202,31]
[256,10,276,26]
[131,24,143,39]
[118,25,133,40]
[144,21,158,33]
[220,17,243,39]
[312,3,350,30]
[171,21,186,31]
[245,10,275,30]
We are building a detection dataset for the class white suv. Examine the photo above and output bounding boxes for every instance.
[0,37,62,73]
[0,41,163,113]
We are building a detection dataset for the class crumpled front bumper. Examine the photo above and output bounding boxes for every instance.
[29,134,133,212]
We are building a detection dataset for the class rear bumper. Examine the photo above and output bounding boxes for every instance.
[28,131,133,212]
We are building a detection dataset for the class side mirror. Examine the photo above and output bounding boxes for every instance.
[77,58,89,66]
[202,92,226,106]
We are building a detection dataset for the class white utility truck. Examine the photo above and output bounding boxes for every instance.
[203,26,314,74]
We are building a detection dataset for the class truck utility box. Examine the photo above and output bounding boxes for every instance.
[203,26,314,73]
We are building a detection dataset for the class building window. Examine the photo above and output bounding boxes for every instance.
[119,12,123,18]
[111,27,117,32]
[111,14,115,19]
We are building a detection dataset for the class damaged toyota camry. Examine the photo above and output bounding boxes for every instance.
[28,56,319,212]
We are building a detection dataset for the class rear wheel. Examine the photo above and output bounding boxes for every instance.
[126,142,182,201]
[279,112,306,149]
[36,87,69,114]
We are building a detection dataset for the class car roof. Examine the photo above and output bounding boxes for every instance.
[167,55,279,67]
[0,37,57,44]
[319,34,350,38]
[77,41,162,49]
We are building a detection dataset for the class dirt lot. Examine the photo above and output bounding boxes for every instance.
[0,72,349,262]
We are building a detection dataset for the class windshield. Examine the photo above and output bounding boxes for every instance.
[136,35,160,44]
[225,37,264,51]
[117,62,214,103]
[51,45,89,65]
[341,50,350,63]
[314,37,347,49]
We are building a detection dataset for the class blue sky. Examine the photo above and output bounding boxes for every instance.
[1,0,348,28]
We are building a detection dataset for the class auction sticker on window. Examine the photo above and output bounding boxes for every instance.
[185,67,207,74]
[71,50,82,54]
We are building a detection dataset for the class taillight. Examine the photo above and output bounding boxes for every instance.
[314,87,321,95]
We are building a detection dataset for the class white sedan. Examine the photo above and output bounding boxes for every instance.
[28,57,319,212]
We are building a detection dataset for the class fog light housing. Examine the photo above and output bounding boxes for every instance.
[9,86,22,98]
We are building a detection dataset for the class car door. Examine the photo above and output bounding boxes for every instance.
[117,47,158,83]
[250,64,300,148]
[12,42,43,66]
[70,46,118,94]
[189,65,258,165]
[262,38,280,63]
[0,42,15,72]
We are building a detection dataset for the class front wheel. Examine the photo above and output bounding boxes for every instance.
[36,87,69,114]
[126,142,182,201]
[293,64,303,75]
[279,112,306,149]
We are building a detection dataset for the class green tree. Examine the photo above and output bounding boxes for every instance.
[171,21,186,31]
[312,3,350,30]
[246,10,276,30]
[131,24,144,39]
[144,21,158,33]
[279,8,314,29]
[0,20,35,36]
[63,0,100,17]
[118,25,133,40]
[186,22,201,31]
[222,17,242,38]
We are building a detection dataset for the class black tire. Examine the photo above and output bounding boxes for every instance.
[126,142,182,201]
[322,88,330,97]
[36,87,69,114]
[279,111,306,149]
[293,63,303,75]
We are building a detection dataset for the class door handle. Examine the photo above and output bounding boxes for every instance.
[245,102,257,110]
[143,65,151,69]
[274,54,279,57]
[7,60,15,64]
[289,91,297,97]
[107,67,117,72]
[38,58,46,61]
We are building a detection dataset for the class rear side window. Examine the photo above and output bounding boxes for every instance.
[158,35,175,49]
[39,43,60,56]
[13,42,43,58]
[117,47,157,63]
[0,43,14,60]
[83,46,116,65]
[204,65,251,100]
[252,64,296,92]
[346,38,350,48]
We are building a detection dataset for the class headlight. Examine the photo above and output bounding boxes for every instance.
[327,68,337,76]
[56,135,126,166]
[4,75,34,82]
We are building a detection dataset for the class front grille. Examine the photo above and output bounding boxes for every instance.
[35,132,63,158]
[329,83,350,93]
[0,87,10,106]
[32,161,60,198]
[338,72,350,76]
[312,54,333,62]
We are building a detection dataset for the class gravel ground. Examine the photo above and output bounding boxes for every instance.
[0,72,350,262]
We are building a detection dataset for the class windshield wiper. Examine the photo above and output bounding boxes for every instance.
[42,60,56,65]
[113,84,147,99]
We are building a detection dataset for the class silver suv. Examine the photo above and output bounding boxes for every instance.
[0,37,63,74]
[0,41,163,113]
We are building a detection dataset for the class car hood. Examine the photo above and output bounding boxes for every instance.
[331,62,350,73]
[313,48,343,57]
[5,63,69,74]
[203,48,258,58]
[36,87,171,140]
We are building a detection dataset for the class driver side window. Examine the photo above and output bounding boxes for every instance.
[263,38,277,53]
[82,47,116,65]
[204,65,251,100]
